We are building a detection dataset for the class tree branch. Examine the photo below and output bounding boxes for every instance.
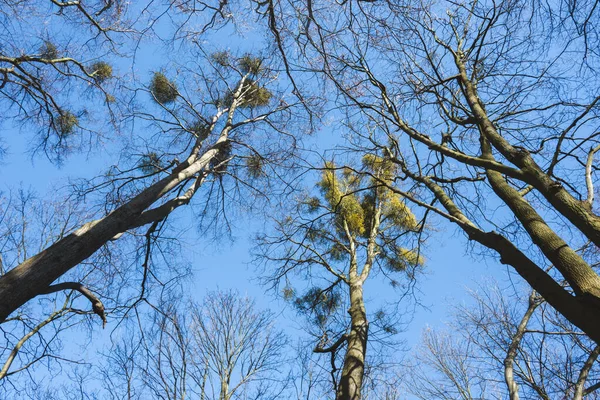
[504,291,541,400]
[314,334,347,354]
[574,345,600,399]
[41,282,106,327]
[586,143,600,207]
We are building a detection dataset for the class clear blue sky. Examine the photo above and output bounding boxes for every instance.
[1,100,510,358]
[0,11,519,397]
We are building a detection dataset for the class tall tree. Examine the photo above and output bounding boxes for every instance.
[258,155,423,399]
[0,50,295,322]
[261,0,600,344]
[0,2,303,390]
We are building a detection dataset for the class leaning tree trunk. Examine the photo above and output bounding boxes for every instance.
[0,139,226,322]
[337,283,368,400]
[0,75,255,323]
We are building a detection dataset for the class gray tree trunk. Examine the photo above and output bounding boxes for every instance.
[0,143,222,321]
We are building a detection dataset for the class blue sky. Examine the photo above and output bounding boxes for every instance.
[0,6,527,396]
[1,98,511,357]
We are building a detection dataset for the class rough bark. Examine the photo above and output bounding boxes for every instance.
[411,173,600,345]
[486,167,600,301]
[337,283,368,400]
[455,53,600,249]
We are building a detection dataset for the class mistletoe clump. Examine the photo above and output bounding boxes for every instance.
[211,51,230,67]
[149,72,178,105]
[293,287,341,327]
[222,80,272,109]
[246,154,264,178]
[88,61,113,83]
[238,55,263,75]
[40,41,58,59]
[190,121,210,141]
[138,152,163,174]
[56,111,78,136]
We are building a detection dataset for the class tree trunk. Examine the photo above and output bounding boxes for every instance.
[0,143,222,322]
[219,379,229,400]
[337,283,368,400]
[416,174,600,345]
[504,292,540,400]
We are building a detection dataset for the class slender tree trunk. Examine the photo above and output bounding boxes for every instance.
[200,361,208,400]
[337,283,368,400]
[219,379,229,400]
[504,292,540,400]
[573,345,600,400]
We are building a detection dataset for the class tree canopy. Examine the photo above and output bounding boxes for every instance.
[1,0,600,399]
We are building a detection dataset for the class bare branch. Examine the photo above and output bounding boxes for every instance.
[41,282,106,327]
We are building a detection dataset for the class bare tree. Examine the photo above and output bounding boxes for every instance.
[0,49,296,322]
[101,290,288,400]
[191,290,288,400]
[0,2,305,391]
[406,282,600,400]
